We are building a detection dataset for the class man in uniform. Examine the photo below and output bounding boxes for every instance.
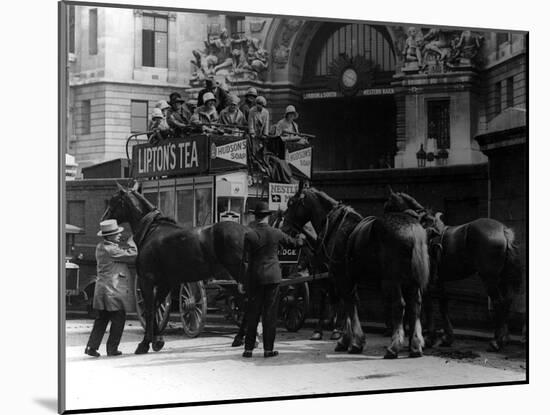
[242,201,305,358]
[85,219,137,357]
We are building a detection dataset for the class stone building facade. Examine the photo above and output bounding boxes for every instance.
[65,5,527,326]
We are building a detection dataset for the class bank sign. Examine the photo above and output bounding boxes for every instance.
[269,182,299,211]
[210,135,248,172]
[132,137,209,178]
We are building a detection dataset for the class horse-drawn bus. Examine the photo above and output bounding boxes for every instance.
[122,125,320,340]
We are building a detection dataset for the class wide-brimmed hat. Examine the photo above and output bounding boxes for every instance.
[285,105,299,119]
[245,87,258,98]
[249,201,272,216]
[203,92,216,104]
[255,96,267,106]
[97,219,124,237]
[155,100,171,110]
[151,108,164,119]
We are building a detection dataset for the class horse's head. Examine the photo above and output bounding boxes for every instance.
[282,184,311,234]
[102,182,154,229]
[384,188,410,213]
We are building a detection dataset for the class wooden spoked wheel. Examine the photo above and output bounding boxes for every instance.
[179,281,207,338]
[280,282,310,332]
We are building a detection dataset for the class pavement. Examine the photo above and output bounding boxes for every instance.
[63,316,526,413]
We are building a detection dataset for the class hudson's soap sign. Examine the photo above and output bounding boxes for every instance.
[132,136,209,178]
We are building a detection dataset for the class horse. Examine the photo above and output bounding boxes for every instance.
[282,185,430,358]
[385,191,523,351]
[102,183,248,354]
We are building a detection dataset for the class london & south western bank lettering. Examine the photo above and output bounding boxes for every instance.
[137,141,199,174]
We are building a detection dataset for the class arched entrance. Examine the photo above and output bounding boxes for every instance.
[296,23,398,171]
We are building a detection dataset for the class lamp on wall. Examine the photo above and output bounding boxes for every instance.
[436,147,449,166]
[416,144,426,167]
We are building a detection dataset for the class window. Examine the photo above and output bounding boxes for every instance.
[427,100,450,149]
[496,32,510,48]
[495,81,502,114]
[130,100,148,133]
[142,14,168,68]
[506,76,514,109]
[89,9,98,55]
[82,100,91,134]
[68,5,75,54]
[229,16,245,38]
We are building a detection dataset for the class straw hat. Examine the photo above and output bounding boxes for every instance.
[97,219,124,237]
[285,105,299,119]
[151,108,164,119]
[255,96,267,106]
[245,87,258,98]
[203,92,216,104]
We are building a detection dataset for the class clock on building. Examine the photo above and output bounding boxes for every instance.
[341,67,358,89]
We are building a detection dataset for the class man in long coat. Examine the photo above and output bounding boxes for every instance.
[85,219,137,357]
[242,201,304,358]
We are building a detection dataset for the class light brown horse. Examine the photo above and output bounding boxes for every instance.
[386,191,523,351]
[283,186,430,358]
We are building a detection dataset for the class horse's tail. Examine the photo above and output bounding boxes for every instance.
[411,224,430,292]
[502,226,523,294]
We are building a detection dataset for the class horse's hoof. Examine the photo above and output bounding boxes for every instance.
[231,336,244,347]
[334,343,348,352]
[152,340,165,352]
[330,331,342,341]
[440,335,454,347]
[409,350,423,358]
[384,348,399,359]
[135,343,150,355]
[310,332,323,341]
[487,340,501,353]
[348,345,363,354]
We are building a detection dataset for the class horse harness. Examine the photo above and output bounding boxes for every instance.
[317,204,362,267]
[133,209,164,248]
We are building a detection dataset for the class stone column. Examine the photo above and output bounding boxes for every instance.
[133,10,143,71]
[167,13,177,84]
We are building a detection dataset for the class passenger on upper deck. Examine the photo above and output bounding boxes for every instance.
[147,108,170,144]
[240,87,258,122]
[167,92,192,137]
[219,94,246,127]
[191,92,219,132]
[155,100,171,118]
[197,77,230,112]
[248,96,270,137]
[274,105,298,136]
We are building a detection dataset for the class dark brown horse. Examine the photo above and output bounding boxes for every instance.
[283,186,430,358]
[386,191,523,351]
[102,183,248,354]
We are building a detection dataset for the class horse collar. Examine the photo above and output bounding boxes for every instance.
[134,209,161,247]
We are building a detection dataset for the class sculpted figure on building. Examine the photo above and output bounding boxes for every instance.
[190,27,270,85]
[400,26,483,74]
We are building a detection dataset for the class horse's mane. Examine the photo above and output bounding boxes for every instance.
[130,190,157,211]
[305,187,361,218]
